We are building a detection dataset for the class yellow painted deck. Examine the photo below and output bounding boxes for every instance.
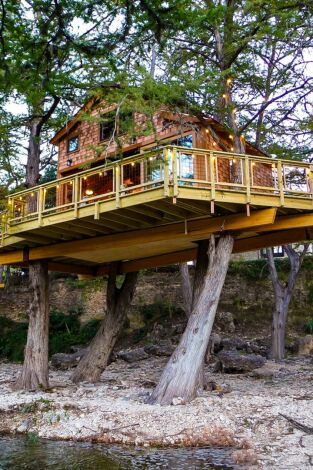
[1,146,313,274]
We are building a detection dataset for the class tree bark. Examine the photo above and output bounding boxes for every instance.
[14,261,49,390]
[179,263,192,317]
[267,244,309,360]
[71,264,138,383]
[149,234,234,405]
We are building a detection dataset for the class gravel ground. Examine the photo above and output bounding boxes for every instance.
[0,357,313,469]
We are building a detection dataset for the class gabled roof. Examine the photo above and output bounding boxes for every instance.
[50,98,269,158]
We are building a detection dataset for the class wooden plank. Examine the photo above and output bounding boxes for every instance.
[0,208,276,265]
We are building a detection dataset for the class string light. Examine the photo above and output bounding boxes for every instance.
[85,189,94,196]
[231,146,234,151]
[222,94,227,99]
[229,135,233,140]
[131,162,135,167]
[226,78,232,85]
[205,129,209,133]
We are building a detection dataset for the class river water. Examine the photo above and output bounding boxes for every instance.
[0,436,240,469]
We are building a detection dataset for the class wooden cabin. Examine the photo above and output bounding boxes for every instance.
[1,98,313,276]
[50,102,273,205]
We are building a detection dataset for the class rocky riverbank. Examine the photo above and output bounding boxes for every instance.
[0,356,313,469]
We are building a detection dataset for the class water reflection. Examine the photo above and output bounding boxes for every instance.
[0,436,238,470]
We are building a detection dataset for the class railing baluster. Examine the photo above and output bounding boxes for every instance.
[277,160,285,206]
[74,176,79,218]
[115,165,120,208]
[163,148,170,197]
[38,188,44,226]
[172,147,178,198]
[245,156,251,205]
[209,151,215,200]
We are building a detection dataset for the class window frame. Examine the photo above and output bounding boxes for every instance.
[67,135,80,154]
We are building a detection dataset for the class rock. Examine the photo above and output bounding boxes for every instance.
[17,419,32,433]
[205,333,222,362]
[221,336,246,351]
[117,347,149,363]
[51,349,87,369]
[144,340,174,357]
[216,349,266,373]
[295,335,313,356]
[205,381,232,394]
[215,311,235,333]
[172,397,185,405]
[250,363,279,379]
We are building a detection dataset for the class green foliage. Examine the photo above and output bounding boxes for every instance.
[0,311,102,362]
[228,260,269,281]
[305,319,313,334]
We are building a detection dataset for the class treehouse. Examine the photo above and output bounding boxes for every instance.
[1,100,313,275]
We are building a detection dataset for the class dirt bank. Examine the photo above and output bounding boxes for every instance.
[0,357,313,469]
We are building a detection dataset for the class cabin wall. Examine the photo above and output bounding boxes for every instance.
[55,108,273,192]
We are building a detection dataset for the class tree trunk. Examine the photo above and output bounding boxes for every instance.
[149,234,234,405]
[179,263,192,317]
[14,261,49,390]
[271,298,287,361]
[71,264,138,383]
[267,245,308,360]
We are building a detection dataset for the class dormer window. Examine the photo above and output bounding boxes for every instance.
[67,136,79,153]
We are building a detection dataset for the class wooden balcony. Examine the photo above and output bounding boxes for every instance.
[1,146,313,273]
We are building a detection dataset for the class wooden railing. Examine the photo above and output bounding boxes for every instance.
[1,146,313,237]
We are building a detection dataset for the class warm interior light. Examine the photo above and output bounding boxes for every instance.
[83,176,87,180]
[31,193,34,197]
[226,78,232,85]
[205,129,209,133]
[231,146,234,151]
[149,157,154,161]
[222,94,227,98]
[229,135,233,139]
[131,162,135,166]
[85,189,94,196]
[213,142,216,146]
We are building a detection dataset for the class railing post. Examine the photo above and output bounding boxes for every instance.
[163,148,170,197]
[172,147,178,198]
[209,152,216,212]
[277,160,285,206]
[115,165,120,208]
[74,176,79,218]
[38,188,44,226]
[245,156,251,204]
[309,165,313,206]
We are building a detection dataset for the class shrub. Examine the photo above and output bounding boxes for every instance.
[305,319,313,334]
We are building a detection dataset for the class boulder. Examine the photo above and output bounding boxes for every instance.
[117,347,149,363]
[215,311,235,333]
[221,336,246,351]
[295,335,313,356]
[144,340,174,357]
[216,349,266,373]
[51,349,87,369]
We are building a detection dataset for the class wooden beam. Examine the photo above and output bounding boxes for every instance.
[48,262,96,275]
[233,228,310,253]
[256,213,313,233]
[0,208,276,265]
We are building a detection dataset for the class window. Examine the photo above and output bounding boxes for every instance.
[100,111,116,141]
[67,136,79,153]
